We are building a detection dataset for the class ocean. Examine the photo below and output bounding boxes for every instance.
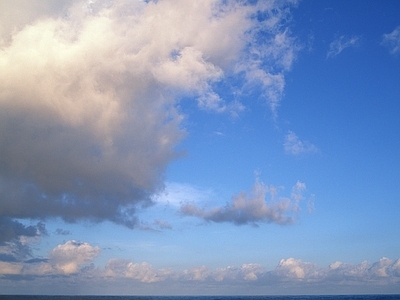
[0,296,399,300]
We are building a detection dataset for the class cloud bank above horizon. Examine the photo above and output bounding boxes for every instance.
[1,239,399,294]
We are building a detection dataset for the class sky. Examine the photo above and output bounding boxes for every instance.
[0,0,400,296]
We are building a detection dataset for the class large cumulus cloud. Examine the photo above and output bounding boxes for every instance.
[0,0,297,230]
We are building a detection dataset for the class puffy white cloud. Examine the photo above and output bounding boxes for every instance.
[0,0,298,231]
[183,265,210,281]
[0,261,23,275]
[327,35,360,58]
[382,26,400,55]
[273,258,317,279]
[0,240,100,276]
[180,178,308,225]
[2,251,400,293]
[240,263,264,281]
[49,240,100,274]
[125,262,169,283]
[392,259,400,277]
[104,258,172,283]
[369,257,393,278]
[284,131,318,155]
[213,263,264,282]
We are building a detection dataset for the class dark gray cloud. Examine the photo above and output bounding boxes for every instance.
[0,217,46,244]
[0,217,46,263]
[55,228,71,236]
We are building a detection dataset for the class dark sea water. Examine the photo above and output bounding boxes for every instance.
[0,296,399,300]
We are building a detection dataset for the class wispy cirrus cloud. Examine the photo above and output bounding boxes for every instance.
[382,25,400,55]
[327,35,360,58]
[284,131,318,155]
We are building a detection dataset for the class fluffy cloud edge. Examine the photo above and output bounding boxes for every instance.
[180,178,311,226]
[0,0,299,231]
[1,240,400,294]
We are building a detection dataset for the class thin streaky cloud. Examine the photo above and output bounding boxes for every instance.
[327,35,360,58]
[284,131,318,155]
[382,25,400,55]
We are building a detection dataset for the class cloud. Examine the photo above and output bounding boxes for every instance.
[382,26,400,55]
[0,218,47,264]
[54,228,71,236]
[0,217,46,244]
[104,259,172,283]
[327,35,360,58]
[0,240,100,277]
[180,178,308,226]
[183,266,210,281]
[214,264,264,282]
[49,240,100,274]
[2,246,400,294]
[0,0,298,232]
[272,258,317,279]
[284,131,318,155]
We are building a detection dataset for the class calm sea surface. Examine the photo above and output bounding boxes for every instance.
[0,296,399,300]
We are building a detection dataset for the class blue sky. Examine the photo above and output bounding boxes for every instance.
[0,0,400,295]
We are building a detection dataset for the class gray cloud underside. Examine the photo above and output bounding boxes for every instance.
[0,217,46,246]
[180,179,307,225]
[0,0,298,229]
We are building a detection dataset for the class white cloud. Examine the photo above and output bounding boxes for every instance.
[49,240,100,274]
[0,0,298,230]
[369,257,393,278]
[180,178,309,226]
[3,251,400,294]
[183,266,210,281]
[382,26,400,55]
[0,240,100,276]
[125,262,170,283]
[273,258,316,279]
[213,263,264,282]
[240,263,264,281]
[327,35,360,58]
[0,261,23,275]
[104,258,172,283]
[284,131,318,155]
